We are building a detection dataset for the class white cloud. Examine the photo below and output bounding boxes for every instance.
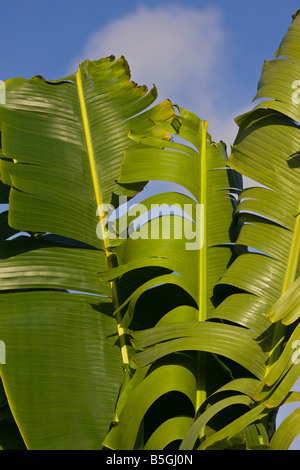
[70,4,250,147]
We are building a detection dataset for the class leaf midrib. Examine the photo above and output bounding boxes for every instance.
[196,120,208,426]
[76,64,129,368]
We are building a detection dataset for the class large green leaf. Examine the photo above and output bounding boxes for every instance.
[103,107,251,449]
[213,10,300,441]
[106,11,300,450]
[0,291,121,449]
[0,56,174,449]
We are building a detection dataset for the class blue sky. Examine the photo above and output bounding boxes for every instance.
[1,0,300,449]
[0,0,299,145]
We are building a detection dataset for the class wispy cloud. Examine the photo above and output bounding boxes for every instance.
[69,4,249,147]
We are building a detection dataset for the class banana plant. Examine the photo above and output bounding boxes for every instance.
[0,56,174,449]
[103,10,300,450]
[101,107,270,450]
[1,9,300,451]
[101,107,263,450]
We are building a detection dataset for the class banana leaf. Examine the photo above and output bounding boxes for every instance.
[105,10,300,450]
[102,107,252,450]
[0,56,174,449]
[209,9,300,445]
